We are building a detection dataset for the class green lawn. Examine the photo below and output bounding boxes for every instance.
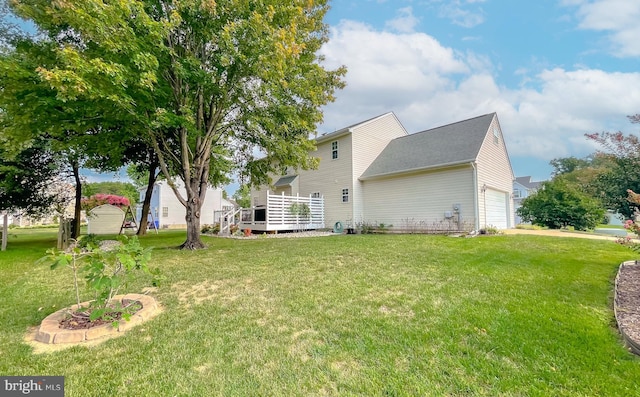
[1,229,639,396]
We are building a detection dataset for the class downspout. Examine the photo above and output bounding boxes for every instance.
[471,162,480,231]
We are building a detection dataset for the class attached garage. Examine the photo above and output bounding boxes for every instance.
[484,189,509,229]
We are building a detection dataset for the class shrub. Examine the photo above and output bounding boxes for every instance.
[45,236,162,325]
[81,194,130,211]
[517,179,604,231]
[479,226,500,235]
[201,224,220,234]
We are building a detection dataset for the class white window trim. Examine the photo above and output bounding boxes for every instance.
[331,141,339,160]
[341,188,349,203]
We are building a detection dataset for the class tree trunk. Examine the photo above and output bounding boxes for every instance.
[71,162,82,239]
[137,161,159,236]
[180,194,206,250]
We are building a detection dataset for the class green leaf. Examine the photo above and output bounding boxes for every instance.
[89,308,107,322]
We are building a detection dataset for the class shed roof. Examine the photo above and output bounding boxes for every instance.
[89,204,125,214]
[360,113,496,180]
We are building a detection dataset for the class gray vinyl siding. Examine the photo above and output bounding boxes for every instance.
[362,165,475,229]
[475,116,515,228]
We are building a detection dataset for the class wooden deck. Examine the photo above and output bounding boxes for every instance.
[234,192,325,233]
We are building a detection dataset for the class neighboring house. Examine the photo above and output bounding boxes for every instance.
[251,112,515,231]
[7,181,77,227]
[136,180,226,228]
[513,176,543,225]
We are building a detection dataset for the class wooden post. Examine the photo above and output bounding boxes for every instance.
[57,216,70,250]
[1,211,8,251]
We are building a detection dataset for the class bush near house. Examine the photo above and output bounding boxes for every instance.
[517,179,604,231]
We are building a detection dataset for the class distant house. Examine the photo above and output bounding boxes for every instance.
[136,181,228,229]
[249,112,515,232]
[513,176,543,224]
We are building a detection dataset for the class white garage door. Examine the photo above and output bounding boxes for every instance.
[485,189,508,229]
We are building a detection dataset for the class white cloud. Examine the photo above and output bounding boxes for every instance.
[385,7,420,33]
[320,20,640,161]
[567,0,640,57]
[429,0,486,28]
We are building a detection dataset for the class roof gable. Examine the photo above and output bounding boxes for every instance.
[515,176,542,190]
[316,112,398,143]
[361,113,496,179]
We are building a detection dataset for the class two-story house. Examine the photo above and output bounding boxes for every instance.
[250,112,515,232]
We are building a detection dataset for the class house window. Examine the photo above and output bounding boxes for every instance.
[162,207,169,217]
[342,188,349,203]
[311,192,321,198]
[513,189,521,199]
[493,128,499,145]
[331,141,338,159]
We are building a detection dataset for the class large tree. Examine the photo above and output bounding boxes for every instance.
[548,154,616,207]
[549,156,593,177]
[0,16,138,238]
[0,138,66,250]
[586,120,640,218]
[8,0,345,249]
[126,149,161,236]
[0,138,61,217]
[232,184,251,209]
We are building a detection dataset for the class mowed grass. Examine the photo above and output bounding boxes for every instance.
[1,229,639,396]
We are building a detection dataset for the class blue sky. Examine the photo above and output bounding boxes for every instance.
[317,0,640,182]
[71,1,640,186]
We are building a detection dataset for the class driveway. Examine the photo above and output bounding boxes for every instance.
[502,228,624,241]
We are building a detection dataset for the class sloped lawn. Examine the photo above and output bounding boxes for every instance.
[1,230,639,396]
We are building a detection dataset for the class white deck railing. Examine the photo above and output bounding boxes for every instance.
[239,192,324,231]
[218,207,242,235]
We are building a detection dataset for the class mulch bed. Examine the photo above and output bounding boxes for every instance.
[59,299,142,330]
[615,261,640,354]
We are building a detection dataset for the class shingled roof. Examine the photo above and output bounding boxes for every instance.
[515,176,542,189]
[360,113,496,180]
[316,112,397,143]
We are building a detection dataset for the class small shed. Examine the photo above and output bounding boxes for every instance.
[87,204,125,235]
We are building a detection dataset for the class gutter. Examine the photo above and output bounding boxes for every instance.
[315,128,352,144]
[471,161,480,231]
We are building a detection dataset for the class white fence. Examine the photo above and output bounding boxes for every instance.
[239,192,324,232]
